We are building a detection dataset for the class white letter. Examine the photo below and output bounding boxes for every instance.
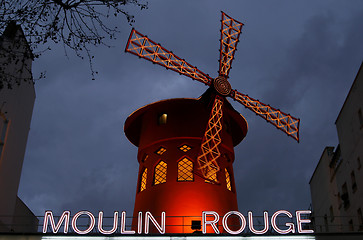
[202,211,220,234]
[222,211,246,234]
[137,212,142,234]
[144,212,165,234]
[296,210,314,233]
[248,211,269,234]
[271,210,295,234]
[72,211,96,234]
[98,211,118,234]
[121,211,135,234]
[43,211,70,233]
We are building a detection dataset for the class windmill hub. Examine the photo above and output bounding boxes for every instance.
[213,76,231,96]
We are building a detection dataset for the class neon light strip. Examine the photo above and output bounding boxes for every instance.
[41,236,316,240]
[97,211,118,234]
[71,211,96,234]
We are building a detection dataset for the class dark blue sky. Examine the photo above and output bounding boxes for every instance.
[18,0,363,217]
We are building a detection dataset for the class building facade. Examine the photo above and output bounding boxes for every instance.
[0,22,38,232]
[310,62,363,232]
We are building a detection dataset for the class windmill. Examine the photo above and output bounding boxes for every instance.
[125,12,299,183]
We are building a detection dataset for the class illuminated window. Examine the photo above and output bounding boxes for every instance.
[155,147,166,155]
[178,158,193,181]
[141,154,149,162]
[179,144,192,152]
[158,113,167,125]
[225,169,232,191]
[205,172,217,184]
[140,168,147,192]
[154,161,167,185]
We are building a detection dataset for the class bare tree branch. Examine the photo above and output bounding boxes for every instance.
[0,0,147,88]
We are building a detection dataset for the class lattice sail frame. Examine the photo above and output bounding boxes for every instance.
[126,29,212,86]
[197,96,224,180]
[232,90,300,141]
[219,12,244,77]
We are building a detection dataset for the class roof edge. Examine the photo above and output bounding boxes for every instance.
[335,61,363,124]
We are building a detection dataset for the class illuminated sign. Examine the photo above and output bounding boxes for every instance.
[1,236,319,240]
[39,237,317,240]
[43,210,313,235]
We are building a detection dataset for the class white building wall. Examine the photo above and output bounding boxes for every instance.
[310,62,363,233]
[335,62,363,231]
[0,23,36,231]
[310,147,342,232]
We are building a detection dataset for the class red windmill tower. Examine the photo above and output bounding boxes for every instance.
[124,12,299,234]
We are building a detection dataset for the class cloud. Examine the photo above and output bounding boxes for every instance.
[17,0,363,221]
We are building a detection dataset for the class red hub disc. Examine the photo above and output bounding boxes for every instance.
[213,76,231,96]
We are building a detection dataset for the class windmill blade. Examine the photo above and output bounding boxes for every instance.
[218,12,244,78]
[197,95,225,182]
[125,29,212,86]
[231,89,300,142]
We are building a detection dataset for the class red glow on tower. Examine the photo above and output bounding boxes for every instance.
[124,93,248,233]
